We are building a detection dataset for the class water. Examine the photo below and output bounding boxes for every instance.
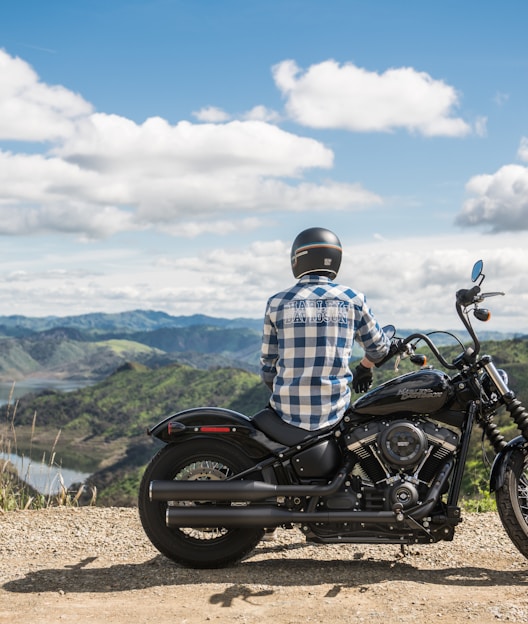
[0,378,89,406]
[1,452,91,495]
[1,378,96,494]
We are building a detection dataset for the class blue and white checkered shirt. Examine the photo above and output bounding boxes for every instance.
[260,275,390,431]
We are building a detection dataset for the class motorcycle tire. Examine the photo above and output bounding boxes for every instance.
[138,438,265,568]
[495,446,528,559]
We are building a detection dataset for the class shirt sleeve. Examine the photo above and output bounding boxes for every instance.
[354,296,391,364]
[260,300,279,385]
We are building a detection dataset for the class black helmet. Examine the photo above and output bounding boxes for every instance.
[291,227,342,279]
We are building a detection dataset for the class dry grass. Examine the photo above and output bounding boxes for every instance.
[1,382,96,511]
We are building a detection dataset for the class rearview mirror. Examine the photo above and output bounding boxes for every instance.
[471,259,484,283]
[382,324,396,339]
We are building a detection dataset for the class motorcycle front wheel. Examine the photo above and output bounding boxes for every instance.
[495,446,528,559]
[138,438,265,568]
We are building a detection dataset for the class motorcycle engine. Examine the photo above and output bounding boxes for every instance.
[344,418,459,511]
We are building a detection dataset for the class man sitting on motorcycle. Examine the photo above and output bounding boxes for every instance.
[260,227,391,431]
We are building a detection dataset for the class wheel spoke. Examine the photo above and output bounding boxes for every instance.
[517,465,528,522]
[172,459,234,541]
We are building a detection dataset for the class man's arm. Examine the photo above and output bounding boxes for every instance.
[259,303,278,390]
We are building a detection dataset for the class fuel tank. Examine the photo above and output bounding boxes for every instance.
[352,369,453,417]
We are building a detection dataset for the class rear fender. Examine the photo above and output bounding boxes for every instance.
[489,435,528,492]
[147,407,285,458]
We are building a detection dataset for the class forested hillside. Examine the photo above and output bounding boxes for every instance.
[0,318,262,381]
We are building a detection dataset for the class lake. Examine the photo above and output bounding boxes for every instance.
[0,378,91,406]
[1,452,92,495]
[1,378,96,493]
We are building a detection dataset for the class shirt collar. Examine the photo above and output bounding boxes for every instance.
[298,274,333,284]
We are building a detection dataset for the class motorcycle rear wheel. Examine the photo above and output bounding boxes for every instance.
[138,438,265,568]
[495,446,528,559]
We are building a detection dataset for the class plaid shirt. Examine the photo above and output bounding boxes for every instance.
[260,275,390,430]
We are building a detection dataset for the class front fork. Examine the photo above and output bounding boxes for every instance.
[481,355,528,441]
[483,354,528,491]
[489,388,528,492]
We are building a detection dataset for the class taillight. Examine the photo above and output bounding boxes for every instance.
[198,426,232,433]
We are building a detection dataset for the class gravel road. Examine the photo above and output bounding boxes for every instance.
[1,507,528,623]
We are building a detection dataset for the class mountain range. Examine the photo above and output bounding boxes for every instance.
[0,311,264,382]
[0,309,524,383]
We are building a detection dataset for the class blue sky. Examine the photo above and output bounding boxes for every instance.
[0,0,527,332]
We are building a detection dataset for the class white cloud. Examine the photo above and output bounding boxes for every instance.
[0,150,138,237]
[272,59,472,137]
[193,105,281,124]
[1,231,525,333]
[0,204,138,239]
[53,113,380,228]
[3,50,489,244]
[0,47,385,239]
[162,217,267,238]
[241,105,281,123]
[192,106,231,122]
[0,49,92,141]
[334,233,528,333]
[55,114,334,178]
[457,164,528,232]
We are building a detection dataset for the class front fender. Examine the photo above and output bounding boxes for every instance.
[147,407,285,457]
[489,435,528,492]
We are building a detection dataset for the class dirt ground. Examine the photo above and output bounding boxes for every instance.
[1,507,528,623]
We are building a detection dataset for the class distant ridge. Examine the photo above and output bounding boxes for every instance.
[0,310,523,343]
[0,311,525,383]
[0,312,264,382]
[0,310,264,335]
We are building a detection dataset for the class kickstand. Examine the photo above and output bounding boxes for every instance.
[400,544,407,557]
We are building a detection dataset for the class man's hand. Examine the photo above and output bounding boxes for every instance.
[352,363,373,393]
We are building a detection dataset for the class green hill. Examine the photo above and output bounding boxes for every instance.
[0,328,170,381]
[0,324,262,382]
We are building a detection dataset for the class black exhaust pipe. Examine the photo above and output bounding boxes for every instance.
[163,460,454,528]
[166,506,399,528]
[150,462,352,503]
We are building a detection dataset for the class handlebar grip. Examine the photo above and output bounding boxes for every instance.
[456,285,481,306]
[375,338,403,368]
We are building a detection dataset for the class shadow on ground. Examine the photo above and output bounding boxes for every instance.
[4,541,528,598]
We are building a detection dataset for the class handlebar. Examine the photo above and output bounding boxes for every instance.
[375,261,505,373]
[402,333,458,370]
[456,286,505,306]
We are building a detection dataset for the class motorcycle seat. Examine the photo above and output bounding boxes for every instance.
[252,407,333,446]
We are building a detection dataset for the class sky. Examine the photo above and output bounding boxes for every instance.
[0,0,527,333]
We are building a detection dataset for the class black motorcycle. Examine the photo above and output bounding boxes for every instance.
[138,260,528,568]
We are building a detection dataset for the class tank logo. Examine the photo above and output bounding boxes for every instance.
[397,388,443,400]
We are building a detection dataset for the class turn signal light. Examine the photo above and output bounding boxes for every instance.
[474,309,491,322]
[410,354,427,367]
